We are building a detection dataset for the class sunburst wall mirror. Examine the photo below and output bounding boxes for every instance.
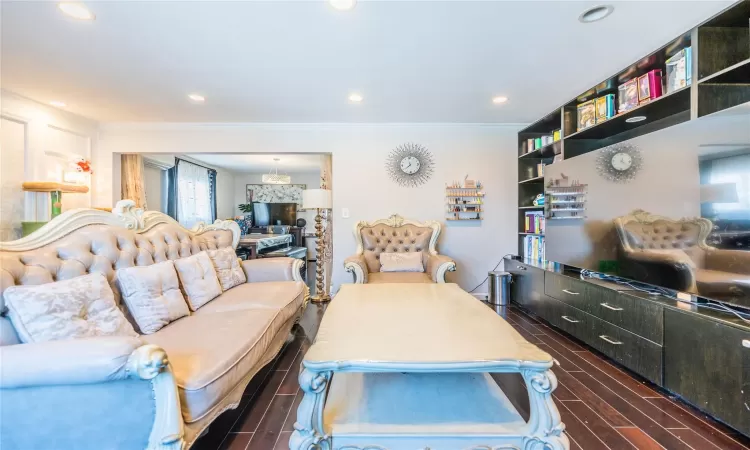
[385,143,435,187]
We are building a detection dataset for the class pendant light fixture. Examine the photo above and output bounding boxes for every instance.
[262,158,291,185]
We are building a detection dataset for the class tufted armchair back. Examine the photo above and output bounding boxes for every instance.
[360,224,434,273]
[614,210,712,268]
[0,201,239,315]
[353,215,441,273]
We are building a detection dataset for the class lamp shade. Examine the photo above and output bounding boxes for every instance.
[303,189,332,209]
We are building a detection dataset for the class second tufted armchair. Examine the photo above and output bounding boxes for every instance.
[344,214,456,284]
[614,209,750,300]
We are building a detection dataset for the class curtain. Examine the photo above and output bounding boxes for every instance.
[166,160,178,219]
[121,154,148,209]
[321,154,333,295]
[208,168,217,222]
[706,153,750,220]
[176,158,213,229]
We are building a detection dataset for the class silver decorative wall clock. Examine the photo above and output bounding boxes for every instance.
[385,143,435,187]
[596,144,643,183]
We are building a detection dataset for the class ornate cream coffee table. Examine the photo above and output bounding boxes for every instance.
[289,283,569,450]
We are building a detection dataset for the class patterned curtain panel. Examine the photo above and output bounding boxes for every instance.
[208,168,217,222]
[166,160,178,220]
[321,154,333,294]
[176,158,213,229]
[121,154,148,209]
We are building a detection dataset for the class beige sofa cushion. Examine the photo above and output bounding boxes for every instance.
[173,251,222,311]
[379,251,424,273]
[367,272,432,284]
[116,260,190,334]
[142,308,289,423]
[196,281,306,322]
[3,273,137,343]
[206,247,246,291]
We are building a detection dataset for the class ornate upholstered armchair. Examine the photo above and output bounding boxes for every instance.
[614,209,750,300]
[344,214,456,284]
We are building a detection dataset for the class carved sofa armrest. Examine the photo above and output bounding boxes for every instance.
[0,336,165,388]
[426,254,457,283]
[241,257,304,283]
[0,337,184,450]
[344,254,368,284]
[619,250,695,292]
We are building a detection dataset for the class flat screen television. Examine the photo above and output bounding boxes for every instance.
[252,202,297,227]
[544,101,750,309]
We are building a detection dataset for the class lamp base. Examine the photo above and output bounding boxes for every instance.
[310,294,331,304]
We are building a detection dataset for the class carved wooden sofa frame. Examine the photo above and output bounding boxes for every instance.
[0,200,306,450]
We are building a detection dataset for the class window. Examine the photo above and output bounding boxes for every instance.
[174,158,217,228]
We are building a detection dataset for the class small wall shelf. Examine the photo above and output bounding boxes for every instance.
[446,184,484,222]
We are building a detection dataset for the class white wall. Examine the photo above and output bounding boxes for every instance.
[143,164,165,213]
[98,124,521,292]
[1,90,99,240]
[233,171,321,225]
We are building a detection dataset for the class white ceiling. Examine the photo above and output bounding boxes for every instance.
[0,0,732,123]
[188,153,324,173]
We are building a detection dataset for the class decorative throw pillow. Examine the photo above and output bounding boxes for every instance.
[380,252,424,273]
[173,251,223,310]
[206,247,247,291]
[4,273,137,343]
[116,260,190,334]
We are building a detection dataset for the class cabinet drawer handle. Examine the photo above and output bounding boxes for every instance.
[743,340,750,348]
[518,266,527,271]
[561,315,580,323]
[600,303,624,311]
[599,335,623,345]
[562,289,580,295]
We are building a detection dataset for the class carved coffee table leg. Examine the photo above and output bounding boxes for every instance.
[289,367,332,450]
[521,369,570,450]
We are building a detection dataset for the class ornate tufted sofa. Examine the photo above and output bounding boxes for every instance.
[0,200,307,450]
[343,214,456,284]
[614,209,750,300]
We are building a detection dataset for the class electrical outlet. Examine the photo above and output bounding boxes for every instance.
[342,208,350,219]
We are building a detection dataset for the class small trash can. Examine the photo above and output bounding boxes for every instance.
[488,271,512,312]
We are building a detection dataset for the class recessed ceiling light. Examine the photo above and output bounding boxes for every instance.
[188,94,206,103]
[348,93,363,103]
[57,2,95,20]
[578,5,614,23]
[329,0,356,11]
[492,96,508,104]
[625,115,647,123]
[49,100,67,108]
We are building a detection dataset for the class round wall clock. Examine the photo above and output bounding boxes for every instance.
[385,143,435,187]
[596,144,643,183]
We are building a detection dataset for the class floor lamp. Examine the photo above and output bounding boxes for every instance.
[302,188,332,303]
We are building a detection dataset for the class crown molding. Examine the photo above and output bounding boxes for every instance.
[100,122,528,132]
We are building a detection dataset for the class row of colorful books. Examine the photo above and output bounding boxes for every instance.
[523,235,545,262]
[524,211,545,234]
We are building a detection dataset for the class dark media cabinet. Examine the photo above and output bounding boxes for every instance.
[505,257,750,436]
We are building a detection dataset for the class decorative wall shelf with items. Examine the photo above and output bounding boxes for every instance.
[546,182,588,221]
[446,180,483,221]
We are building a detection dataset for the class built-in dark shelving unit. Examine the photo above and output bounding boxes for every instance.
[512,0,750,437]
[516,0,750,257]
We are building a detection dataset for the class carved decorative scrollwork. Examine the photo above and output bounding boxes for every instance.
[126,344,169,380]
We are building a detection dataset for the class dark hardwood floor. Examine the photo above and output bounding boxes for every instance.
[192,303,750,450]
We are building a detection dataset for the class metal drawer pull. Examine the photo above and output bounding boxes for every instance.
[743,339,750,348]
[561,316,580,323]
[600,303,624,311]
[562,289,580,295]
[518,266,527,271]
[599,335,623,345]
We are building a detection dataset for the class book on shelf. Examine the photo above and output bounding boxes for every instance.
[523,235,545,262]
[524,211,545,234]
